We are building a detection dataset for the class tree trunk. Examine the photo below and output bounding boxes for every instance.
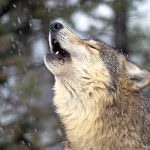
[112,0,129,54]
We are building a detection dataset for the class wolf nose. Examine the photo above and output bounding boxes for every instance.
[50,22,63,32]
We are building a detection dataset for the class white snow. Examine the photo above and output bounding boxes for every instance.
[31,37,48,64]
[30,19,42,30]
[68,0,80,5]
[92,3,114,19]
[1,87,10,99]
[0,14,10,24]
[129,0,150,30]
[71,11,104,32]
[40,131,54,145]
[0,114,18,126]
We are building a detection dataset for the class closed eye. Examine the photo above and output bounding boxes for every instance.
[88,44,99,51]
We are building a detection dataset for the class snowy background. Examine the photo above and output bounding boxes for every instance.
[0,0,150,149]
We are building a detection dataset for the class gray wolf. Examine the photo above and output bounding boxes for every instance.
[44,22,150,150]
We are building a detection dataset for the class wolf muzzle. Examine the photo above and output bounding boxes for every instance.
[50,22,63,33]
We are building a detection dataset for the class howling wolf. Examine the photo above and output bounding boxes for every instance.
[44,22,150,150]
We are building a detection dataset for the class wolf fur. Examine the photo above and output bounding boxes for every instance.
[44,23,150,150]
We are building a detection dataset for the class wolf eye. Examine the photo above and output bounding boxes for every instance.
[88,45,99,50]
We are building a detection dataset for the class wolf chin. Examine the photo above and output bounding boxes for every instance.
[44,22,150,150]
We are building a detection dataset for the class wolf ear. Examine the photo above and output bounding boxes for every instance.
[125,61,150,90]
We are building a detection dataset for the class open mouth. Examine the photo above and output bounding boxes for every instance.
[50,36,70,61]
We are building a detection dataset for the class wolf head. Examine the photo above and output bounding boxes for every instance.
[44,22,150,92]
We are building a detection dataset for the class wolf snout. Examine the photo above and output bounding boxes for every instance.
[50,22,63,33]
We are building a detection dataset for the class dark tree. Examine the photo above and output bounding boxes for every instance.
[112,0,129,54]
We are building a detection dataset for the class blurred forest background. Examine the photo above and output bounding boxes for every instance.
[0,0,150,150]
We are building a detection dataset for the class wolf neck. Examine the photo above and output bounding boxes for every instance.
[53,77,145,149]
[53,76,112,116]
